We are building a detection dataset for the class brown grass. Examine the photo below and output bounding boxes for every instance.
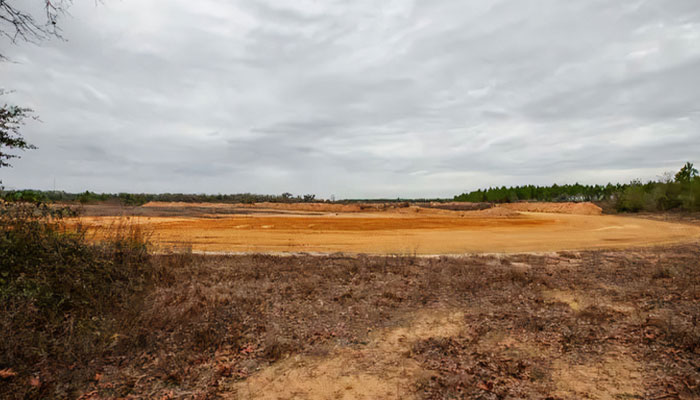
[6,244,688,399]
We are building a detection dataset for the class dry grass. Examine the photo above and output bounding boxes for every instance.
[10,244,689,399]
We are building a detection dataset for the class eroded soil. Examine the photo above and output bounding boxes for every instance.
[72,202,700,254]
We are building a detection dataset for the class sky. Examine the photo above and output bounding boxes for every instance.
[1,0,699,199]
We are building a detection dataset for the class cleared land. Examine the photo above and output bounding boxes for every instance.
[75,201,700,254]
[69,246,700,399]
[5,202,700,399]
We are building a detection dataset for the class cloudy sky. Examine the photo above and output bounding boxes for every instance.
[1,0,699,198]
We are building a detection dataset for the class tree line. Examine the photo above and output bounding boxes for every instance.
[454,163,700,212]
[0,190,317,206]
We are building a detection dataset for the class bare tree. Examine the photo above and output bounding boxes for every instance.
[1,1,74,171]
[0,0,72,59]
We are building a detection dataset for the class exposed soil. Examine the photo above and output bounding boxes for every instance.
[228,309,465,399]
[141,201,402,213]
[497,201,603,215]
[72,202,700,254]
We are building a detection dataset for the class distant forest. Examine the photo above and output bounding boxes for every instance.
[0,191,317,206]
[454,162,700,212]
[2,163,698,212]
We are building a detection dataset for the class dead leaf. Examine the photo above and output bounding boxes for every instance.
[29,376,41,388]
[77,390,98,400]
[94,372,103,382]
[216,363,233,377]
[0,368,17,379]
[160,390,174,400]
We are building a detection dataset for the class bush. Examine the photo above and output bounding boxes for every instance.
[0,202,152,399]
[650,182,682,211]
[680,178,700,212]
[616,183,650,212]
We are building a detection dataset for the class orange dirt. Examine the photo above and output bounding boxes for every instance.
[74,203,700,254]
[142,201,383,213]
[497,202,603,215]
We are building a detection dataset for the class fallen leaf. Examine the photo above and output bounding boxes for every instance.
[77,390,98,400]
[160,390,174,400]
[94,372,103,382]
[29,376,41,388]
[0,368,17,379]
[216,363,233,377]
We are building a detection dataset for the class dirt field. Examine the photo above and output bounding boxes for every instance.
[8,202,699,399]
[73,245,700,399]
[74,202,700,254]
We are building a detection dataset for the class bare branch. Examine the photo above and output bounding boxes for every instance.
[0,0,71,55]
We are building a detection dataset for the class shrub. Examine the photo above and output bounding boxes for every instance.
[616,183,649,212]
[0,202,152,399]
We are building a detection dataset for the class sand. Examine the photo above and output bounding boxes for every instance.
[497,202,603,215]
[75,203,700,254]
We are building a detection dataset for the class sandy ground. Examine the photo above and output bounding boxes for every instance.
[75,202,700,254]
[227,309,466,399]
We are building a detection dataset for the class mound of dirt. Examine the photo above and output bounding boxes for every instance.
[142,201,356,213]
[141,201,397,213]
[421,202,493,211]
[497,202,602,215]
[242,202,367,213]
[464,207,522,218]
[143,202,223,208]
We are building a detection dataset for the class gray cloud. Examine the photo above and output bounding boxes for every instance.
[1,0,699,198]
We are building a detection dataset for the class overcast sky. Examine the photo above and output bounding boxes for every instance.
[1,0,699,198]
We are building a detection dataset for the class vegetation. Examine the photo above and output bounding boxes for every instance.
[0,100,35,169]
[454,162,700,212]
[0,190,320,205]
[0,201,152,398]
[1,1,73,181]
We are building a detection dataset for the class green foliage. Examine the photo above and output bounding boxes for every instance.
[616,182,649,212]
[675,162,698,183]
[0,102,36,168]
[454,163,699,213]
[679,177,700,212]
[454,182,619,203]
